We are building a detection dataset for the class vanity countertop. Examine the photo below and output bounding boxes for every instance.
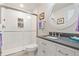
[37,35,79,50]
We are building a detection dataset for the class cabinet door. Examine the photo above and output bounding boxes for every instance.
[74,50,79,56]
[37,38,47,56]
[41,39,57,56]
[37,44,47,56]
[56,44,75,56]
[46,41,57,56]
[37,38,57,56]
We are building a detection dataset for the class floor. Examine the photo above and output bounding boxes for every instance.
[6,50,34,56]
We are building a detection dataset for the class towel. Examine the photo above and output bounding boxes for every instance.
[0,33,2,48]
[76,16,79,31]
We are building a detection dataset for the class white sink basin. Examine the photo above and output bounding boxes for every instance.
[44,36,58,39]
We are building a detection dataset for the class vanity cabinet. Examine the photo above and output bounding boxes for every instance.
[37,37,79,56]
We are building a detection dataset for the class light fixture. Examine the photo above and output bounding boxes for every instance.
[20,4,24,8]
[27,15,32,19]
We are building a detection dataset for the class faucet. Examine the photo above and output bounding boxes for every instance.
[58,33,61,37]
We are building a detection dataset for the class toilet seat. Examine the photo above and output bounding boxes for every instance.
[25,44,38,51]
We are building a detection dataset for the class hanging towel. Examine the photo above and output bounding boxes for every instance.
[76,16,79,31]
[39,21,44,29]
[0,33,2,48]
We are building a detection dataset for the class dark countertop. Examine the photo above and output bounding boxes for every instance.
[37,35,79,50]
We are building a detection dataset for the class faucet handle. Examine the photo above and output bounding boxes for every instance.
[49,32,52,36]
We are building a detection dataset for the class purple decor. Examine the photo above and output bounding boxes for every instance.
[76,16,79,31]
[39,22,41,28]
[39,21,42,29]
[0,33,2,48]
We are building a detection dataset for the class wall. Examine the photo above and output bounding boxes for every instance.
[0,4,37,55]
[33,3,55,36]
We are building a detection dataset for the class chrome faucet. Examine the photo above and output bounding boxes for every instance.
[58,33,61,37]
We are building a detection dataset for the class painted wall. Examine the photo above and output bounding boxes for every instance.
[0,4,37,55]
[33,3,55,36]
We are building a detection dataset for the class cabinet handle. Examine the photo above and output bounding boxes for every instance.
[41,42,47,45]
[58,50,69,56]
[42,50,46,54]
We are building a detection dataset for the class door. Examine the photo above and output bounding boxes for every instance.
[37,38,57,56]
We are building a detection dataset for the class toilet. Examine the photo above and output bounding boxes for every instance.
[25,44,38,56]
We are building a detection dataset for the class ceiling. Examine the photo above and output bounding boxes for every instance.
[0,3,75,14]
[2,3,40,13]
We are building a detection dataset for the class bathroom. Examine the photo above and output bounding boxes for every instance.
[0,3,79,56]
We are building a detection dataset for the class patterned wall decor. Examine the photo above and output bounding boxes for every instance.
[39,12,45,20]
[57,17,64,24]
[17,18,24,28]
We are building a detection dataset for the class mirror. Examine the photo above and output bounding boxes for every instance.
[48,3,78,31]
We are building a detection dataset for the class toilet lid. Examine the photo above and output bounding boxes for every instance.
[25,44,37,51]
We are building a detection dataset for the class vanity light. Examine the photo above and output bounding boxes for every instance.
[20,4,24,8]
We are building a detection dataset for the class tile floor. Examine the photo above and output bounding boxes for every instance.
[6,50,33,56]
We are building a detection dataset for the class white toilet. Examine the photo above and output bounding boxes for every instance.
[25,44,38,56]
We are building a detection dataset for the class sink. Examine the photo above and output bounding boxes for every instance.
[69,36,79,42]
[44,36,58,39]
